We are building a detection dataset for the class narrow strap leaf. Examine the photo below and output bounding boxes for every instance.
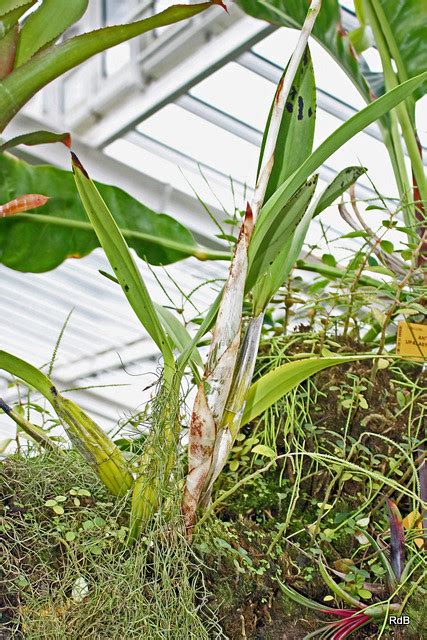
[71,153,174,367]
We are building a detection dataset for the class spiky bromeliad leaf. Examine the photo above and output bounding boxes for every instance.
[0,153,223,272]
[71,153,173,369]
[0,1,223,132]
[0,350,133,495]
[14,0,89,68]
[0,0,34,40]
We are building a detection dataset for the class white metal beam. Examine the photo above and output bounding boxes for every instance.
[73,13,273,147]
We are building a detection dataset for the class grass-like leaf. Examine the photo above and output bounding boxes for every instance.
[71,153,174,371]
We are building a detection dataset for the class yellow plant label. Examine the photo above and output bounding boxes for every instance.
[396,322,427,361]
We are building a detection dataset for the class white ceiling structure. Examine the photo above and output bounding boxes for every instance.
[1,0,426,442]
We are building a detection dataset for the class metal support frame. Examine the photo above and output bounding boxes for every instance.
[71,9,274,146]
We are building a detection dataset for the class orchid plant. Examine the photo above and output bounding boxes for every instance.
[0,1,425,555]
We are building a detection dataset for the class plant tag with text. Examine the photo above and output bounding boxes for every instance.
[396,322,427,361]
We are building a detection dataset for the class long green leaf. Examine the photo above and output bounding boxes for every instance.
[0,153,225,272]
[241,355,372,425]
[0,1,222,132]
[14,0,89,67]
[72,153,173,367]
[257,45,316,202]
[250,71,427,264]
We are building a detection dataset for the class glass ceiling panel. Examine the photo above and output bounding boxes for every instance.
[190,62,275,131]
[137,104,259,186]
[104,137,245,212]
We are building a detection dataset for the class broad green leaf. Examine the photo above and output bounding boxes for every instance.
[250,72,427,265]
[0,153,221,272]
[241,355,372,425]
[252,444,276,459]
[14,0,89,67]
[251,176,317,312]
[0,2,221,132]
[72,153,173,365]
[0,129,71,151]
[257,45,316,202]
[246,174,318,293]
[314,166,367,215]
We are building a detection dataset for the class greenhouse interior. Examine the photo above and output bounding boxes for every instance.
[0,1,426,638]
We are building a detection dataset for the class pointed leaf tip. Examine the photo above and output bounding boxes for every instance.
[63,133,72,148]
[244,201,254,236]
[70,152,89,179]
